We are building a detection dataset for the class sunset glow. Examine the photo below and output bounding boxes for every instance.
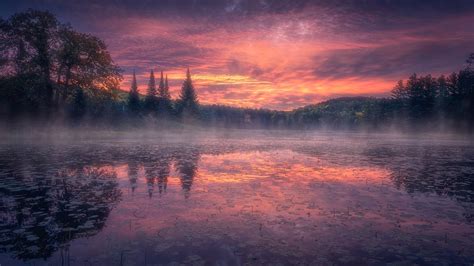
[2,1,473,109]
[1,2,474,264]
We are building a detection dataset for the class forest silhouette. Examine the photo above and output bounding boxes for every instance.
[1,10,473,132]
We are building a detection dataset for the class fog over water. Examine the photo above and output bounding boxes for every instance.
[0,130,473,265]
[1,2,474,264]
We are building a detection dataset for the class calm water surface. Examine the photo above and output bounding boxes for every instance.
[0,132,473,265]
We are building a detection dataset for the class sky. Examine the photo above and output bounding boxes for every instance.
[1,0,474,110]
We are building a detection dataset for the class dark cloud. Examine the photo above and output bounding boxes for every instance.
[250,67,264,78]
[4,0,474,22]
[225,59,267,78]
[3,1,473,41]
[1,0,474,109]
[313,38,473,80]
[226,59,242,74]
[108,37,215,73]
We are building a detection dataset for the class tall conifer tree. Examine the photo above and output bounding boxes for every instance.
[127,70,141,114]
[165,75,170,94]
[177,68,199,116]
[158,71,165,96]
[159,72,171,99]
[158,71,172,115]
[144,69,158,113]
[147,70,156,96]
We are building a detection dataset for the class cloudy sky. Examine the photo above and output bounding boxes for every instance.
[1,0,474,110]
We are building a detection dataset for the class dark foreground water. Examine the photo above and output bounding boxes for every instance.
[0,132,473,265]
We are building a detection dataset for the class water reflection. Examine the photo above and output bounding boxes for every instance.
[0,150,121,261]
[156,157,169,195]
[175,148,200,198]
[0,138,473,265]
[127,161,138,194]
[364,145,474,222]
[126,147,200,198]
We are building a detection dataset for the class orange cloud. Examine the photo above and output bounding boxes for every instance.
[105,11,474,110]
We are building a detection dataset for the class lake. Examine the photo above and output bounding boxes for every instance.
[0,131,473,265]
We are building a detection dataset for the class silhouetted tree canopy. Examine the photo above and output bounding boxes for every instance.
[177,68,199,118]
[157,71,172,116]
[144,69,158,114]
[0,10,473,133]
[0,9,122,121]
[56,27,122,99]
[0,10,121,107]
[69,88,86,121]
[127,70,141,115]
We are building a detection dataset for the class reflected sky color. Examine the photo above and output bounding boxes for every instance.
[2,0,474,109]
[1,134,473,265]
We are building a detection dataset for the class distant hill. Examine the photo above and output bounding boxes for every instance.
[295,97,379,112]
[289,97,393,129]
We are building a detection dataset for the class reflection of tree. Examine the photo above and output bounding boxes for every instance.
[144,163,156,198]
[128,161,139,194]
[175,149,200,198]
[135,154,173,198]
[156,156,171,195]
[134,148,200,198]
[389,164,474,222]
[0,152,121,261]
[124,147,202,198]
[365,146,474,223]
[0,144,206,261]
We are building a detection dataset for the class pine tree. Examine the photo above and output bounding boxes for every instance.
[147,69,157,97]
[127,70,141,115]
[157,71,172,116]
[177,68,199,117]
[158,70,165,97]
[144,69,158,113]
[159,71,171,99]
[165,75,169,91]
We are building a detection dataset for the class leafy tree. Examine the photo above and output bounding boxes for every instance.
[0,10,61,109]
[0,75,41,118]
[455,56,474,127]
[391,80,408,100]
[435,75,449,119]
[69,88,87,121]
[403,74,436,122]
[56,28,122,102]
[1,9,473,133]
[0,9,122,113]
[466,53,474,70]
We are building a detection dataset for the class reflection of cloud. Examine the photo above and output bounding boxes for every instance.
[199,150,390,184]
[2,0,474,109]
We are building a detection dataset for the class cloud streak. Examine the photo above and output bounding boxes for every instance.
[1,0,473,109]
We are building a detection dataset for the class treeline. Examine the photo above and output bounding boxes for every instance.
[0,10,201,127]
[1,10,473,132]
[287,55,474,132]
[0,10,280,128]
[125,68,200,124]
[200,55,474,132]
[390,60,474,130]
